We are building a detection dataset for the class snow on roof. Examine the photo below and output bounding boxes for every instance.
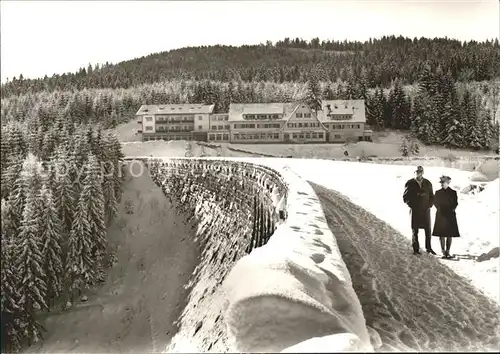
[135,104,215,115]
[228,102,303,122]
[318,100,366,123]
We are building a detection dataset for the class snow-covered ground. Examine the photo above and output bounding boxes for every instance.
[124,156,499,351]
[261,159,500,305]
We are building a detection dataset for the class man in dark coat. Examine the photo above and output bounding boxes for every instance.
[403,166,437,255]
[432,175,460,259]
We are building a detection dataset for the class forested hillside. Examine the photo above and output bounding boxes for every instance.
[1,36,499,152]
[2,36,499,96]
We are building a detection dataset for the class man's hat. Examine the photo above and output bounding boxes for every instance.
[415,166,424,173]
[439,175,451,183]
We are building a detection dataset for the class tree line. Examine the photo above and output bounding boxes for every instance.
[2,70,498,151]
[1,116,124,351]
[2,35,499,97]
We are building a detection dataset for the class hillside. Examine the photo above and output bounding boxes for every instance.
[1,36,500,97]
[1,36,499,153]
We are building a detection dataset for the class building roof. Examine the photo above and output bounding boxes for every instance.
[135,104,215,115]
[228,102,302,122]
[317,100,366,123]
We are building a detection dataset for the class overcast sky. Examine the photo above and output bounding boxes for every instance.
[1,0,498,82]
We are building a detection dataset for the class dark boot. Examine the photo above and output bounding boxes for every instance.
[412,229,420,254]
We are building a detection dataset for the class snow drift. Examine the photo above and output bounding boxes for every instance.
[223,167,372,352]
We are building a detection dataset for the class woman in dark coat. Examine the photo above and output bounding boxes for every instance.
[432,175,460,259]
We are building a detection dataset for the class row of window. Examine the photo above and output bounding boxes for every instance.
[326,114,353,120]
[324,124,361,129]
[211,115,229,121]
[143,135,196,141]
[295,113,312,118]
[208,133,230,141]
[155,115,196,121]
[233,132,281,140]
[285,132,325,140]
[211,125,230,131]
[233,123,282,129]
[156,125,193,132]
[287,122,321,128]
[243,114,282,120]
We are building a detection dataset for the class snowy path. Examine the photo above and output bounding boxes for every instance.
[26,162,200,353]
[311,183,500,352]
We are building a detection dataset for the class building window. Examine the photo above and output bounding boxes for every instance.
[145,116,153,122]
[335,134,342,139]
[304,113,311,118]
[225,125,230,130]
[198,116,203,120]
[312,133,317,138]
[298,123,302,128]
[296,113,303,118]
[274,133,279,139]
[318,132,324,138]
[145,126,153,131]
[198,125,202,130]
[211,126,217,130]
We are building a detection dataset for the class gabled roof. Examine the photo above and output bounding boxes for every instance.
[280,101,328,132]
[317,100,366,123]
[135,104,215,115]
[228,103,290,121]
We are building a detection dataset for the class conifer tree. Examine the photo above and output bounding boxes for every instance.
[6,161,26,236]
[17,188,47,342]
[399,136,409,156]
[372,88,386,130]
[388,79,411,129]
[80,154,107,277]
[1,236,24,351]
[66,194,94,298]
[54,148,75,234]
[304,70,322,114]
[39,184,64,306]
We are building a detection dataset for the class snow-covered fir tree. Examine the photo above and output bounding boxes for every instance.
[1,236,24,351]
[304,70,322,113]
[399,136,409,156]
[388,79,411,129]
[54,147,76,234]
[66,194,95,298]
[39,184,64,306]
[80,154,108,278]
[16,188,48,341]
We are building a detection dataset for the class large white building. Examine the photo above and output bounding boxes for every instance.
[136,100,372,143]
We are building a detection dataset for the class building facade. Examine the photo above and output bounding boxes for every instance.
[136,104,214,141]
[135,100,372,143]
